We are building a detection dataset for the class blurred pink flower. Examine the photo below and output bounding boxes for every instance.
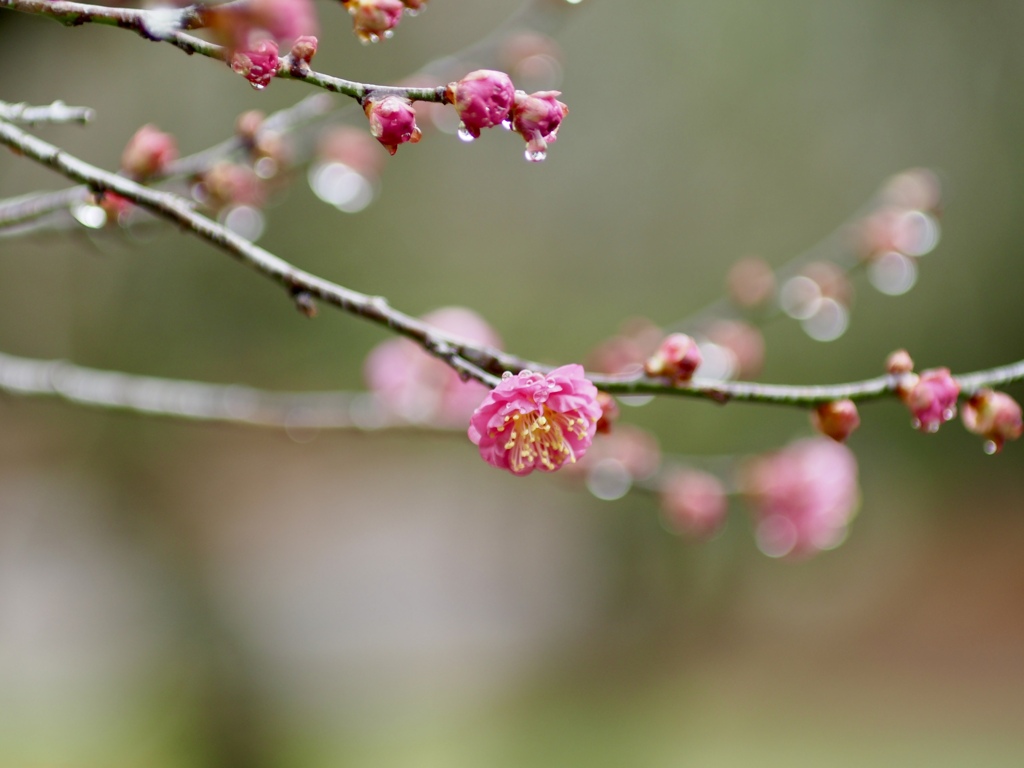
[743,437,859,559]
[468,365,601,476]
[364,307,501,427]
[660,468,728,539]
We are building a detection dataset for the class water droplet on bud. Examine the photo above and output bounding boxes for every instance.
[926,422,940,434]
[501,371,514,380]
[984,440,998,455]
[942,408,955,421]
[501,119,512,130]
[250,82,266,91]
[383,29,394,39]
[525,148,547,162]
[457,124,475,143]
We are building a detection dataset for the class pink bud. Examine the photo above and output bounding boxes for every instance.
[342,0,405,43]
[962,389,1023,454]
[230,39,280,90]
[644,333,703,382]
[660,469,728,539]
[594,391,619,434]
[121,124,178,180]
[364,95,422,155]
[812,399,861,442]
[511,89,568,162]
[445,69,515,140]
[886,348,914,375]
[900,367,960,432]
[289,35,318,72]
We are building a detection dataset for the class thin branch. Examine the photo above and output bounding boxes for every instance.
[0,0,448,103]
[2,118,1021,408]
[0,99,95,125]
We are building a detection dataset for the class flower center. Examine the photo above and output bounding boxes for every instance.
[498,407,585,473]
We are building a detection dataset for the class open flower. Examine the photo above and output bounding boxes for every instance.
[469,365,602,476]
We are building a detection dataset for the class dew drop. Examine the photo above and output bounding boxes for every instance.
[501,371,514,380]
[942,407,956,421]
[525,148,547,162]
[457,123,476,143]
[926,422,940,434]
[250,81,266,91]
[984,440,998,455]
[72,203,107,229]
[911,418,921,430]
[383,29,394,39]
[501,119,512,130]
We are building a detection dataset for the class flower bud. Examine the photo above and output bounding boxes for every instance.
[230,39,279,90]
[445,69,515,140]
[594,391,619,434]
[961,389,1023,454]
[511,89,568,162]
[812,399,860,442]
[289,35,318,73]
[644,333,702,382]
[886,348,914,375]
[121,124,178,180]
[364,96,422,155]
[660,469,728,539]
[342,0,405,43]
[900,367,960,433]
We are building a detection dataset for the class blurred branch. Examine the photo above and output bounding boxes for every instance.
[0,349,401,429]
[0,99,95,125]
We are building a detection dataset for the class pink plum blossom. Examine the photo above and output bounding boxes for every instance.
[743,437,860,559]
[900,367,960,432]
[446,69,515,139]
[365,307,501,427]
[468,365,602,476]
[364,96,422,155]
[511,89,568,161]
[962,389,1023,454]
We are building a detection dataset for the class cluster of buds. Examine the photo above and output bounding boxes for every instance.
[340,0,426,44]
[360,70,569,161]
[886,349,1021,452]
[203,0,318,88]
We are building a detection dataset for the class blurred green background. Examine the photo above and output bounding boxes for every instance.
[1,1,1023,766]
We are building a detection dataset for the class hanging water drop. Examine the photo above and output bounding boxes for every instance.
[942,407,956,422]
[501,119,512,130]
[501,371,514,380]
[250,81,266,91]
[984,440,998,455]
[383,29,394,39]
[926,422,940,434]
[457,123,475,143]
[525,148,547,162]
